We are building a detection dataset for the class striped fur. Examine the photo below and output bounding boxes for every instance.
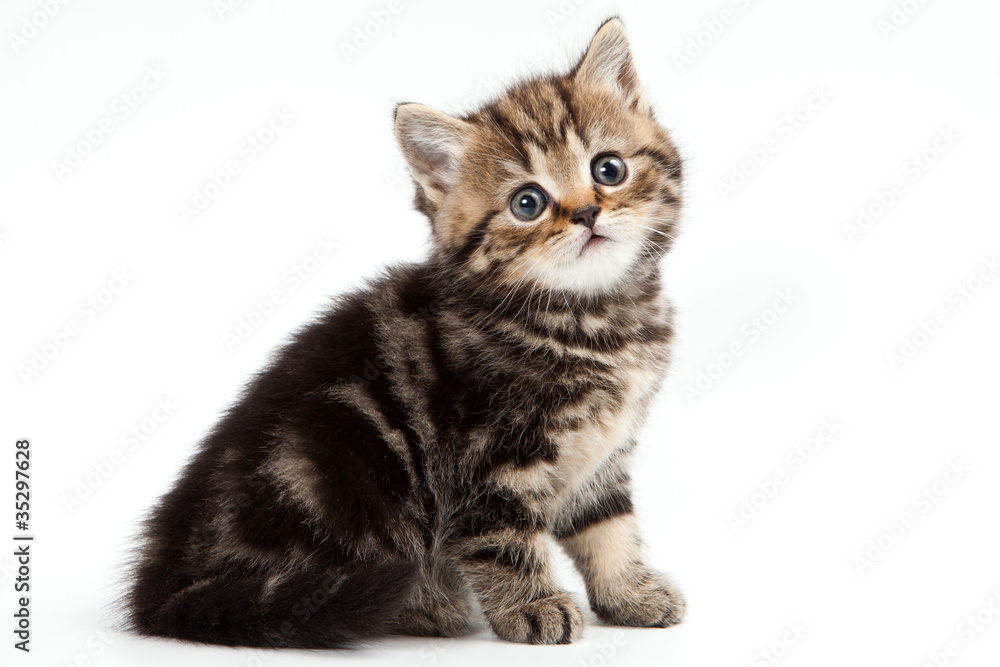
[126,17,685,647]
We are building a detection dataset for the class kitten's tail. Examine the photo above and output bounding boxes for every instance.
[130,559,420,649]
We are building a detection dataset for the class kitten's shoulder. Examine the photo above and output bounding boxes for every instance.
[280,261,435,360]
[230,262,436,407]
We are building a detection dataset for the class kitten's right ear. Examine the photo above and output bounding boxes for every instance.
[574,18,648,113]
[394,103,470,206]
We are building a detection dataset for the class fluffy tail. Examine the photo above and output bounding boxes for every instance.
[130,560,420,648]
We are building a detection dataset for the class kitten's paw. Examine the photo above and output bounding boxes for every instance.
[488,591,585,644]
[395,591,475,637]
[592,572,686,628]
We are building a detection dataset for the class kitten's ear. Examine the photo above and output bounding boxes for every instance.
[574,18,648,113]
[394,103,470,206]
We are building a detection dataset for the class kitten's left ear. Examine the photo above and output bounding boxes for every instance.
[574,18,649,113]
[394,103,470,208]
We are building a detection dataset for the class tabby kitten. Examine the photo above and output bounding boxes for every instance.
[127,17,685,647]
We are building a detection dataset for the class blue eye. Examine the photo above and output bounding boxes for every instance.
[592,154,627,186]
[510,186,548,221]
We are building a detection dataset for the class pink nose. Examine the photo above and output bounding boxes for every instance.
[570,204,600,229]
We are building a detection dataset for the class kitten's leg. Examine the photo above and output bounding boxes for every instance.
[555,461,686,628]
[394,560,474,637]
[445,481,584,644]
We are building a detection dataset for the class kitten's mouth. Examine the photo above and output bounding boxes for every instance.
[580,233,608,255]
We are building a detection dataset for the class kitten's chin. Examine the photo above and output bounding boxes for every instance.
[528,237,647,296]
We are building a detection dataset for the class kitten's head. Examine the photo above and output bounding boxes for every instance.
[395,18,681,296]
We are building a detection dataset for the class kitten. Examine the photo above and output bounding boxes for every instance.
[127,17,685,647]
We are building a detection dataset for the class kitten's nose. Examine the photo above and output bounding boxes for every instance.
[570,204,600,230]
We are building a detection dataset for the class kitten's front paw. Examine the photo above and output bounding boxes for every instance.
[592,571,686,628]
[488,591,585,644]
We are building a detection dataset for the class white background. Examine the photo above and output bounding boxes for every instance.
[3,0,1000,665]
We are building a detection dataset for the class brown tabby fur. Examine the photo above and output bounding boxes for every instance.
[126,17,686,648]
